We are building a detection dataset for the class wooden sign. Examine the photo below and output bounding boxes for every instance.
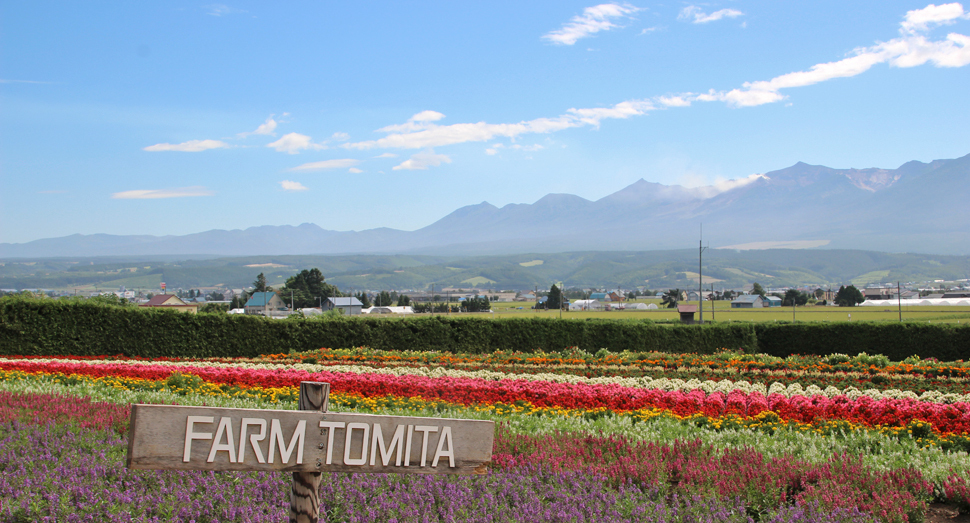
[126,405,494,475]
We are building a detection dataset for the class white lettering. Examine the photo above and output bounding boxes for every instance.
[432,426,455,468]
[319,421,346,465]
[268,419,306,464]
[370,424,406,467]
[404,425,414,466]
[206,417,237,463]
[183,416,214,462]
[343,422,370,466]
[414,425,439,467]
[238,418,267,464]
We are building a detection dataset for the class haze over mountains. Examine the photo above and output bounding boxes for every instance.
[4,154,968,258]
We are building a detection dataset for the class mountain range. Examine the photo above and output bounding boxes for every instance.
[3,153,968,258]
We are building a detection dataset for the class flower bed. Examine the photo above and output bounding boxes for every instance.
[3,351,970,522]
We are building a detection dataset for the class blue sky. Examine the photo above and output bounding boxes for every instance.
[2,1,969,244]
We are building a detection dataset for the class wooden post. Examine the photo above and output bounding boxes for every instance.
[291,382,330,523]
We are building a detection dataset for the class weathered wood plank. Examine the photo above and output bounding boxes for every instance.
[291,382,329,523]
[126,404,494,475]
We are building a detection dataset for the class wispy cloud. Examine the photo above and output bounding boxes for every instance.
[0,79,52,84]
[348,167,363,173]
[279,180,308,192]
[267,133,326,154]
[205,4,246,16]
[143,139,229,152]
[342,3,970,154]
[901,2,969,34]
[288,158,360,172]
[392,151,452,171]
[678,6,744,24]
[111,186,214,199]
[543,3,642,45]
[331,132,350,141]
[374,152,398,158]
[38,190,67,194]
[238,115,278,137]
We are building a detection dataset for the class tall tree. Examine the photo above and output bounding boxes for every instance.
[546,285,563,310]
[396,294,411,306]
[280,268,341,308]
[374,290,393,307]
[661,289,680,309]
[835,285,865,307]
[253,273,270,292]
[355,291,372,308]
[752,282,766,298]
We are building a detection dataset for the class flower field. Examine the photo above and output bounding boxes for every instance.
[3,349,970,522]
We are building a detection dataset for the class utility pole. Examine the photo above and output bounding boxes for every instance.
[898,281,902,322]
[711,284,715,322]
[699,225,708,324]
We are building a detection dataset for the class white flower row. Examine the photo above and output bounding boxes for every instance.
[7,356,970,405]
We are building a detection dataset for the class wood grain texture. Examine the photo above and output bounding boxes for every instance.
[291,382,328,523]
[125,404,494,475]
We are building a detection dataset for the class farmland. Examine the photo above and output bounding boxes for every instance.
[4,344,970,521]
[487,301,970,324]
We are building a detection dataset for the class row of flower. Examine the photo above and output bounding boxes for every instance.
[260,347,970,379]
[3,413,891,523]
[4,356,968,403]
[12,350,969,396]
[4,357,970,440]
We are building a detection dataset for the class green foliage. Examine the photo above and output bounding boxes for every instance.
[396,294,411,307]
[461,296,490,313]
[355,292,371,308]
[546,285,563,310]
[2,295,968,360]
[752,283,766,298]
[253,272,270,292]
[662,289,680,309]
[280,268,341,308]
[835,285,866,307]
[373,291,393,307]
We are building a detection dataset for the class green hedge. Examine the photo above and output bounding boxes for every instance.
[1,297,966,359]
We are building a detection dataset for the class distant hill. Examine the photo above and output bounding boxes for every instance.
[2,249,968,292]
[2,153,968,257]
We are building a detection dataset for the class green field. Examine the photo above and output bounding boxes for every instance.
[485,300,970,323]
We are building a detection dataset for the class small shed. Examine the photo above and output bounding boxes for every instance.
[326,297,363,316]
[244,291,287,316]
[677,304,697,324]
[764,296,783,308]
[589,292,610,302]
[140,294,198,314]
[731,295,764,308]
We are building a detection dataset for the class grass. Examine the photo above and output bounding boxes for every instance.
[484,300,970,323]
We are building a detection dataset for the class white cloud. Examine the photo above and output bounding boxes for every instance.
[639,27,659,35]
[377,110,447,133]
[267,133,326,154]
[686,174,766,198]
[374,152,398,158]
[280,180,308,192]
[331,132,350,141]
[392,152,452,171]
[342,4,970,154]
[348,167,363,173]
[678,6,744,24]
[239,116,278,137]
[206,4,246,16]
[543,3,642,45]
[694,6,970,107]
[288,159,360,172]
[143,139,229,152]
[901,3,968,34]
[111,186,214,199]
[346,100,647,151]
